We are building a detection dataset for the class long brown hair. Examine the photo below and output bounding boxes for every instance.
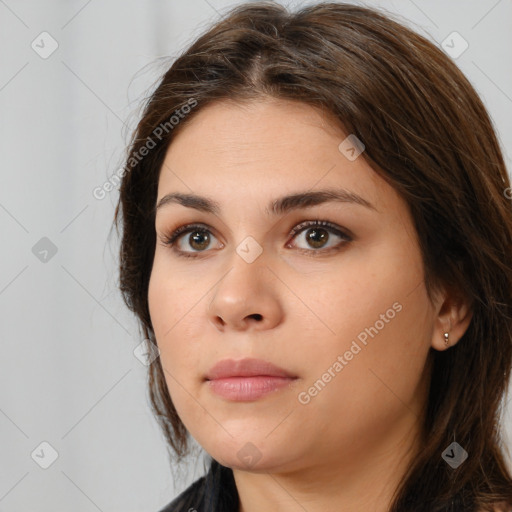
[113,2,512,510]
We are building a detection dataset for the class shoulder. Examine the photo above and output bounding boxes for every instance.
[156,458,239,512]
[157,472,207,512]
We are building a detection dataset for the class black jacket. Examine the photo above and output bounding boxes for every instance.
[158,458,239,512]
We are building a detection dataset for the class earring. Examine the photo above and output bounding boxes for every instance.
[444,332,449,347]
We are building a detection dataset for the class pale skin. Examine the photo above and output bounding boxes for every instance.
[148,98,473,512]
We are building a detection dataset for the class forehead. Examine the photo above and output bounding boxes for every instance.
[165,98,345,165]
[156,99,401,218]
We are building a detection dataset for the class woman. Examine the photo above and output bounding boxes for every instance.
[114,2,512,511]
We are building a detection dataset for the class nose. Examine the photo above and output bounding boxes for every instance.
[207,250,284,332]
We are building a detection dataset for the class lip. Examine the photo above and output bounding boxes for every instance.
[205,357,296,380]
[204,358,298,401]
[206,376,296,401]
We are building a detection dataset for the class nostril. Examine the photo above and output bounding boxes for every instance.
[249,314,263,321]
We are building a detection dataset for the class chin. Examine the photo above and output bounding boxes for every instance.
[200,433,294,472]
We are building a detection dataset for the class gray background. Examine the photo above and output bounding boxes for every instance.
[1,1,511,511]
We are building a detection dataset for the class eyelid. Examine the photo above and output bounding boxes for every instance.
[288,219,353,242]
[159,219,353,257]
[159,222,221,248]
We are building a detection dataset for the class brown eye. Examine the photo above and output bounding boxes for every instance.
[161,223,223,258]
[288,220,352,252]
[161,220,351,259]
[303,227,330,249]
[174,228,220,253]
[186,230,211,251]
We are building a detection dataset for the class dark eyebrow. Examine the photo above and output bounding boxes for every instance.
[154,188,376,216]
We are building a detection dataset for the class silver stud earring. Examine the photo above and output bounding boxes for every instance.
[444,332,449,347]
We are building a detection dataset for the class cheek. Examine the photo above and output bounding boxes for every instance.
[148,253,194,337]
[297,282,432,425]
[289,294,432,457]
[148,278,203,424]
[148,264,197,372]
[290,240,431,402]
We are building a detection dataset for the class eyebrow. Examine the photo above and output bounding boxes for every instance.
[154,188,377,216]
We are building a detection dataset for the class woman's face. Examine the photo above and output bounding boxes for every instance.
[148,98,438,473]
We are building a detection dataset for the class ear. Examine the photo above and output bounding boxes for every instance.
[431,284,473,351]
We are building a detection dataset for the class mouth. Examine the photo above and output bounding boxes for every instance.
[204,358,298,401]
[206,376,297,401]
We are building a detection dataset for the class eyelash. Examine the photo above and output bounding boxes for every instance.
[159,220,353,259]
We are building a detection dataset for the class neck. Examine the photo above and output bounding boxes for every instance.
[232,411,422,512]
